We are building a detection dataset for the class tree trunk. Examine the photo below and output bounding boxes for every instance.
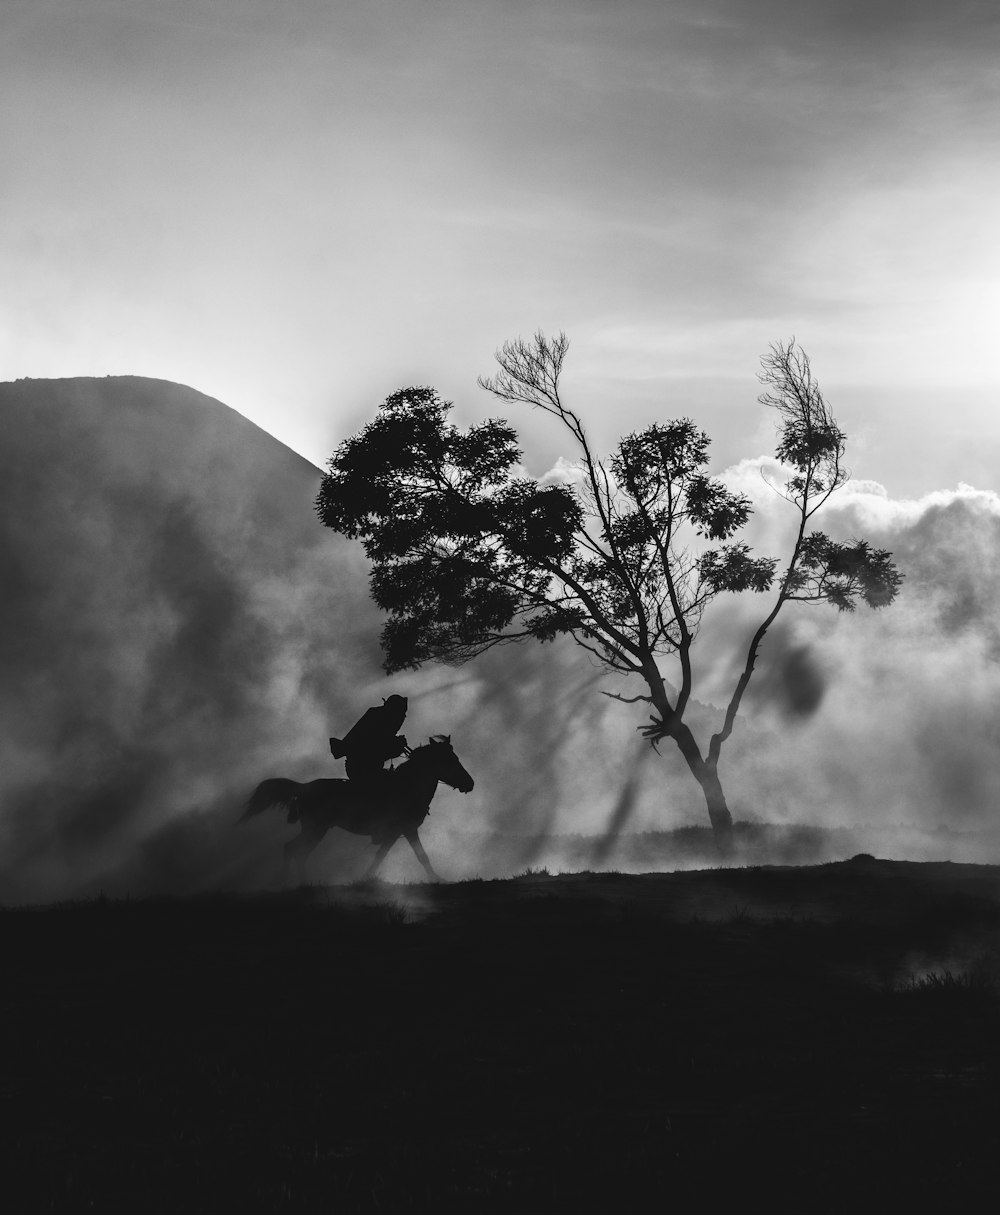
[643,677,735,853]
[695,762,734,853]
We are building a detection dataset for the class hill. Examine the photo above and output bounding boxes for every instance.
[0,376,384,902]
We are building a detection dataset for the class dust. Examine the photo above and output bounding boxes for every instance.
[5,378,1000,901]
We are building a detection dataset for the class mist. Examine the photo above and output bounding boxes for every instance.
[3,377,999,902]
[0,377,684,899]
[0,377,386,901]
[693,475,1000,850]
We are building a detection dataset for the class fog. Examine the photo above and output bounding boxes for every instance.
[0,377,384,901]
[2,377,998,902]
[695,475,1000,842]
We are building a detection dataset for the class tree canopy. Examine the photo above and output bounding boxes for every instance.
[317,334,902,840]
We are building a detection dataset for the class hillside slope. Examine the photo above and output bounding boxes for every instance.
[0,376,384,901]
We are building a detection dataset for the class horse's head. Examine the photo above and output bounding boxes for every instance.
[424,734,475,794]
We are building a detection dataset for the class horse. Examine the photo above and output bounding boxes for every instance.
[240,735,474,882]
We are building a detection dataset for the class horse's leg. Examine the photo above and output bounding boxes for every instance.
[404,829,439,882]
[365,836,397,880]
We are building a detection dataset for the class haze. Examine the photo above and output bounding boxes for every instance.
[3,0,999,492]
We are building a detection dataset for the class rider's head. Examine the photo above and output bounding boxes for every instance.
[383,694,407,724]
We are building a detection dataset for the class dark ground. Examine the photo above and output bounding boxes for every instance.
[4,858,1000,1213]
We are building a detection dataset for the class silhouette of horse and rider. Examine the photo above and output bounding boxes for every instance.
[242,695,474,881]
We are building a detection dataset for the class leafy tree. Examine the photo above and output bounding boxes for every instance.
[317,334,901,843]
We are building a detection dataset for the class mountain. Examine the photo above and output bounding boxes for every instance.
[0,376,390,901]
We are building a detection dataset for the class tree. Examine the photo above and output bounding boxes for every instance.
[316,334,901,844]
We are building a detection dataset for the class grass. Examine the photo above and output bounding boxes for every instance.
[3,866,1000,1211]
[894,969,997,999]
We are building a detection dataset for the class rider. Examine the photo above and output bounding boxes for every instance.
[330,694,409,790]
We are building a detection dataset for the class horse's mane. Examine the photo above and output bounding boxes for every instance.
[393,733,452,772]
[398,736,450,769]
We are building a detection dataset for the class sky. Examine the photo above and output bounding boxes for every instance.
[3,0,999,496]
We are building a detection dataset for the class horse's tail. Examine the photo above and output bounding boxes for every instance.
[240,778,305,824]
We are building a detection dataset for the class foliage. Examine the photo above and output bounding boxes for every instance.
[317,385,585,669]
[318,347,801,676]
[317,333,902,837]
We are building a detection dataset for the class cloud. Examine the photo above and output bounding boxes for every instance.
[538,456,586,488]
[687,472,1000,836]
